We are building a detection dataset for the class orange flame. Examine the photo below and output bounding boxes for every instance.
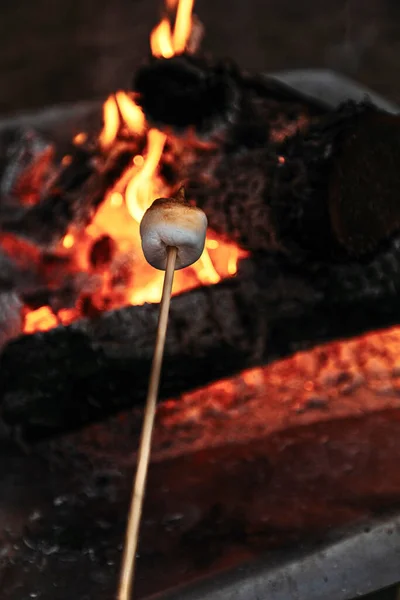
[62,234,74,249]
[99,93,145,150]
[173,0,194,53]
[115,91,145,135]
[24,306,59,334]
[125,129,166,222]
[73,132,87,145]
[151,0,194,57]
[151,19,175,59]
[99,96,120,150]
[23,0,248,335]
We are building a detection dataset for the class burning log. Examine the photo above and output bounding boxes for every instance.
[0,128,56,203]
[0,143,137,248]
[2,225,400,441]
[0,60,324,331]
[184,99,400,258]
[2,62,400,440]
[133,54,323,144]
[133,55,242,138]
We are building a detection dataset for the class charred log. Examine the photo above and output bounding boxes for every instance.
[133,55,241,138]
[185,100,400,261]
[3,82,400,439]
[2,231,400,440]
[0,128,56,202]
[133,54,323,144]
[0,143,136,248]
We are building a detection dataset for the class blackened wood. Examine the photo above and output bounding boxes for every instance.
[2,224,400,440]
[133,55,324,141]
[0,143,136,248]
[0,128,55,199]
[0,61,323,252]
[185,101,400,260]
[4,101,400,438]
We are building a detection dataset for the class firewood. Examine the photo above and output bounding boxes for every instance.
[2,226,400,441]
[0,142,137,248]
[185,100,400,259]
[3,78,400,441]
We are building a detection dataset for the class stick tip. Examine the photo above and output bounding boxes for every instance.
[174,185,186,204]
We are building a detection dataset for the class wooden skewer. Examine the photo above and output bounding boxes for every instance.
[117,245,178,600]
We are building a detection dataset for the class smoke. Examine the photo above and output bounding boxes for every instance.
[324,0,379,76]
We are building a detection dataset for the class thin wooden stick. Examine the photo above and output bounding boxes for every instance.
[117,245,177,600]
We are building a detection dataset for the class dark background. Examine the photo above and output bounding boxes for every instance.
[0,0,400,116]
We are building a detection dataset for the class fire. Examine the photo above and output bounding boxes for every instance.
[151,20,175,59]
[125,129,167,223]
[62,234,74,249]
[99,95,120,150]
[151,0,194,57]
[23,0,247,335]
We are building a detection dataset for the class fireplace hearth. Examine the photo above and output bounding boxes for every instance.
[0,65,399,600]
[1,2,400,598]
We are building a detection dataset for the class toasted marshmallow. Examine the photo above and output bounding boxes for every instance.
[140,187,207,271]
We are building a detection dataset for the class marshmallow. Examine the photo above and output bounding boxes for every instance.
[140,187,207,271]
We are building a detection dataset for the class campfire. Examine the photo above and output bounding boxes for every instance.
[11,3,246,336]
[0,0,400,445]
[2,1,400,599]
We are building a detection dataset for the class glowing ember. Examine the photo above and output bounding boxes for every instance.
[73,132,87,145]
[62,234,74,249]
[24,306,59,334]
[22,0,248,335]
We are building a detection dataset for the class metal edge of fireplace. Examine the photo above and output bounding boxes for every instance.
[149,515,400,600]
[267,68,400,115]
[0,99,103,153]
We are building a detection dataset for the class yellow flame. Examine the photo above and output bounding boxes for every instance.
[196,248,220,284]
[22,0,249,336]
[130,276,165,305]
[110,192,124,207]
[173,0,194,53]
[24,306,59,334]
[151,19,174,58]
[115,91,145,134]
[151,0,195,57]
[228,254,238,275]
[133,155,144,167]
[125,129,167,223]
[99,96,120,149]
[62,234,75,249]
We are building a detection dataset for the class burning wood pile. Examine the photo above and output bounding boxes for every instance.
[0,0,400,450]
[3,3,400,600]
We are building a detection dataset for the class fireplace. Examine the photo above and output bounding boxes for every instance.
[1,1,400,599]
